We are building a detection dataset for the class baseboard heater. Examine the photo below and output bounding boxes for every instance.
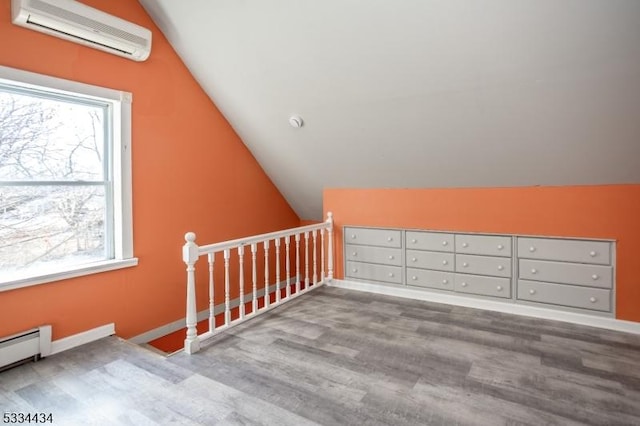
[0,326,52,372]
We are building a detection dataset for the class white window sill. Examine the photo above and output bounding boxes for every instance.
[0,258,139,293]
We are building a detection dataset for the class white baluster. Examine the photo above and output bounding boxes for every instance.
[312,229,318,285]
[285,236,291,299]
[264,240,270,308]
[183,232,200,354]
[304,231,310,290]
[275,238,281,303]
[207,252,215,332]
[251,243,257,314]
[238,245,245,320]
[295,233,301,294]
[224,249,231,326]
[327,212,334,280]
[320,228,326,282]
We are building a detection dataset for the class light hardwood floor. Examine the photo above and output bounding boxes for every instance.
[2,286,640,425]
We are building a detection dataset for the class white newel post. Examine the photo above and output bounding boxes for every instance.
[183,232,201,354]
[327,212,334,281]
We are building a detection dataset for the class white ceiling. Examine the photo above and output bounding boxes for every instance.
[139,0,640,220]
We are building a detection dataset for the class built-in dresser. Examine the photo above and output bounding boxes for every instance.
[344,227,615,316]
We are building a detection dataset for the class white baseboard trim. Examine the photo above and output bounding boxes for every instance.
[329,279,640,336]
[39,325,52,357]
[129,279,302,344]
[129,315,195,346]
[49,323,115,356]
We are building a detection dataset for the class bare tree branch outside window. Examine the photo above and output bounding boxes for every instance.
[0,89,109,280]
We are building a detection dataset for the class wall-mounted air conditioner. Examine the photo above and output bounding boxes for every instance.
[11,0,152,61]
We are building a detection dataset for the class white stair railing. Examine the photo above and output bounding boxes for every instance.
[182,213,334,354]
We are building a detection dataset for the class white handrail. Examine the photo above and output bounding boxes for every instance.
[182,212,334,354]
[198,221,331,255]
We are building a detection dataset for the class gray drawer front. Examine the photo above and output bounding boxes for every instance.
[406,231,454,252]
[406,250,454,272]
[407,268,454,291]
[455,254,512,278]
[518,238,611,265]
[518,280,611,312]
[346,261,402,284]
[454,274,511,299]
[519,259,612,289]
[346,244,402,266]
[455,234,512,257]
[344,227,402,248]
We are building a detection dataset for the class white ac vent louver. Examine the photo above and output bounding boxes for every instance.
[11,0,152,61]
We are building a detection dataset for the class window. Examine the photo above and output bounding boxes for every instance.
[0,66,136,291]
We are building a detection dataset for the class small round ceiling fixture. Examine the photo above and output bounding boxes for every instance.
[289,115,304,128]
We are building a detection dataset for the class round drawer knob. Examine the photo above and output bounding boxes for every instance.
[388,255,394,260]
[590,297,597,303]
[589,251,597,257]
[412,276,417,281]
[411,239,417,244]
[442,279,448,284]
[387,237,393,242]
[412,257,417,262]
[496,285,503,291]
[531,268,537,274]
[352,268,358,273]
[388,273,394,277]
[497,265,504,271]
[497,244,504,250]
[461,282,467,287]
[529,246,536,252]
[462,243,468,248]
[442,260,448,265]
[442,241,448,246]
[351,234,356,239]
[529,289,536,295]
[592,274,599,280]
[352,252,357,256]
[462,262,468,267]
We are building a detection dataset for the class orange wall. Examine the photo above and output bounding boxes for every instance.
[324,185,640,322]
[0,0,299,340]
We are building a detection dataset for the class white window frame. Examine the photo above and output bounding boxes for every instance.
[0,65,137,292]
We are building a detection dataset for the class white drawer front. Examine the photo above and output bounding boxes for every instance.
[346,244,402,266]
[519,259,612,289]
[455,254,512,278]
[406,231,454,252]
[346,261,402,284]
[454,274,511,299]
[455,234,512,257]
[344,227,402,248]
[518,280,611,312]
[406,250,454,272]
[407,268,454,291]
[518,238,611,265]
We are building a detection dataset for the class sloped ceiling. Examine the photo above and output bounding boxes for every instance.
[139,0,640,220]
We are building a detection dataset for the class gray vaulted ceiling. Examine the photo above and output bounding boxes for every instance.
[139,0,640,220]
